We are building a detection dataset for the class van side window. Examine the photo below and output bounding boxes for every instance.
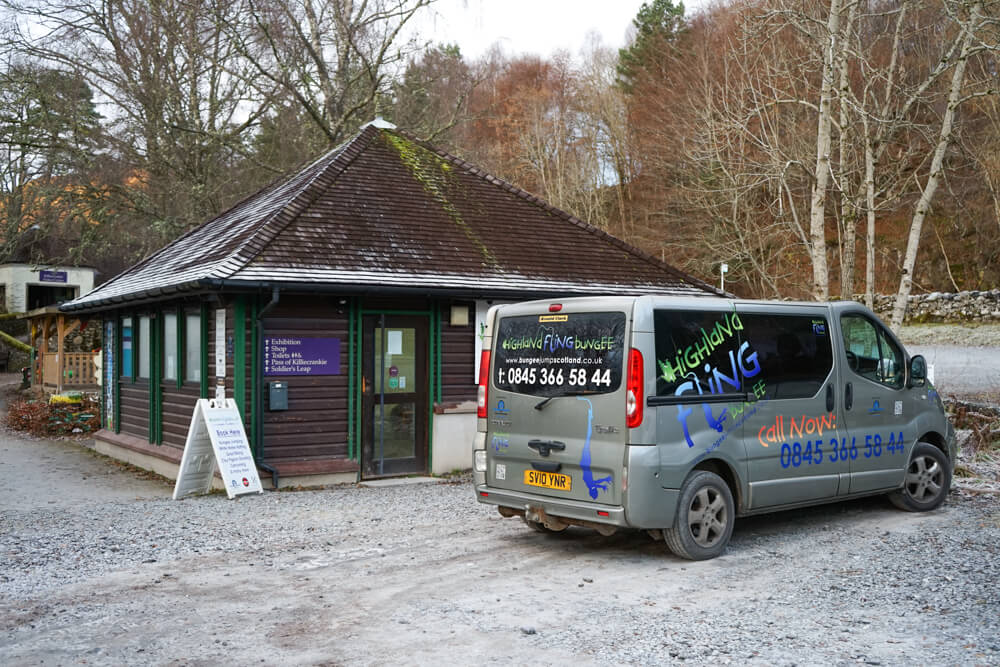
[740,314,833,400]
[654,310,749,397]
[840,314,904,389]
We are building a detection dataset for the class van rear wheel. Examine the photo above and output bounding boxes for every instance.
[664,471,734,560]
[889,442,951,512]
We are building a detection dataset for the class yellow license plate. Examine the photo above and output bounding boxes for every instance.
[523,470,572,491]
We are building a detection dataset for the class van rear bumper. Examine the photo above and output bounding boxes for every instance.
[475,485,629,527]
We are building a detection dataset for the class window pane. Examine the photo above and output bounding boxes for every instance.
[493,313,625,397]
[139,316,151,379]
[185,314,201,382]
[876,329,905,389]
[741,314,833,400]
[163,313,177,381]
[121,317,133,378]
[841,315,884,385]
[654,309,753,397]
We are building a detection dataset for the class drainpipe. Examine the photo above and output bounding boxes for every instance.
[255,287,280,489]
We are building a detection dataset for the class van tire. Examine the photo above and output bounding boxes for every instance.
[889,442,951,512]
[664,471,734,560]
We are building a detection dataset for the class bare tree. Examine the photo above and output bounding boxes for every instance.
[891,0,995,327]
[0,0,270,246]
[214,0,434,147]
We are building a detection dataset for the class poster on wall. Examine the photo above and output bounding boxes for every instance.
[104,320,115,430]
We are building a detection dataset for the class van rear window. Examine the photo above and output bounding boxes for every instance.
[493,312,625,397]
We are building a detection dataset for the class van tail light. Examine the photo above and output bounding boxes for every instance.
[477,349,491,418]
[626,348,644,429]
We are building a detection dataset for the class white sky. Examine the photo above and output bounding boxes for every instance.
[411,0,709,62]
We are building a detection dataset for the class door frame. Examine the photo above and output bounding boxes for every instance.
[360,313,430,478]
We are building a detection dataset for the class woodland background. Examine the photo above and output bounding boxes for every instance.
[1,0,998,325]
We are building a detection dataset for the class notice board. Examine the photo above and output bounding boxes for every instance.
[173,398,263,500]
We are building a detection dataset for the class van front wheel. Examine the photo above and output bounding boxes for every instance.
[889,442,951,512]
[664,471,735,560]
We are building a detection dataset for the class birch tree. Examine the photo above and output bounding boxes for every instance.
[891,0,993,327]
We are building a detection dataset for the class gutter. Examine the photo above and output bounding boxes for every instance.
[60,274,720,315]
[254,287,281,489]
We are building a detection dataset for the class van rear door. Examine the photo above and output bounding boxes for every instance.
[486,307,629,506]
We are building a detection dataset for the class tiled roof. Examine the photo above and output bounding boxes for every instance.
[63,126,721,311]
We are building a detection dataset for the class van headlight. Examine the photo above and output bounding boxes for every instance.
[474,449,487,472]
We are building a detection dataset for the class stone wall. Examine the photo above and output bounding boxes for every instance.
[868,290,1000,323]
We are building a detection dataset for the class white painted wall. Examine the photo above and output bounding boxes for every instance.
[0,264,96,312]
[431,403,477,474]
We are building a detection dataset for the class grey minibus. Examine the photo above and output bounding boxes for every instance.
[472,296,955,560]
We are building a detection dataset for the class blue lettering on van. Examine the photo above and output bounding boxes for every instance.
[577,396,613,499]
[491,432,510,453]
[675,341,762,448]
[777,432,906,468]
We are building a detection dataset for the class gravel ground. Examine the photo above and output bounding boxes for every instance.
[2,326,999,666]
[2,466,999,665]
[896,323,1000,348]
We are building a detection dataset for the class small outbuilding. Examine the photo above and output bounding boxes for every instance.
[61,123,721,487]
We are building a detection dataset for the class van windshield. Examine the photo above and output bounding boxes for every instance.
[493,312,626,397]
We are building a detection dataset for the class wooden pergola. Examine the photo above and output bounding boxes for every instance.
[25,306,98,393]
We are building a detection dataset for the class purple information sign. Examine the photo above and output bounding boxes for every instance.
[263,337,341,376]
[40,270,68,283]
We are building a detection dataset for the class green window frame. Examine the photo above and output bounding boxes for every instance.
[138,315,152,380]
[184,310,202,385]
[120,315,134,380]
[163,311,179,383]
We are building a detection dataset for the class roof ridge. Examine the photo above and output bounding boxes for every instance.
[394,128,723,296]
[215,126,380,278]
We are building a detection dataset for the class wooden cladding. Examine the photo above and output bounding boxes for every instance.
[441,303,476,404]
[261,297,350,462]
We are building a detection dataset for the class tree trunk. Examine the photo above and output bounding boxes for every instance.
[863,115,877,310]
[890,1,980,328]
[808,0,842,301]
[838,2,858,301]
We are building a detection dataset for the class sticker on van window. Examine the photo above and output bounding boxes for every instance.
[493,312,625,397]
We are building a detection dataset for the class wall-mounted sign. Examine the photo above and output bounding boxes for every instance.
[39,270,68,283]
[264,337,341,375]
[215,309,226,378]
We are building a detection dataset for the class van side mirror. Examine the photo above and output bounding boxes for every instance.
[908,355,927,388]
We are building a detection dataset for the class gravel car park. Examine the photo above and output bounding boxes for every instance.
[2,321,999,666]
[2,450,998,666]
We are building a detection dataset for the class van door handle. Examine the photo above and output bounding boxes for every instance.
[826,384,834,412]
[845,382,853,411]
[528,440,565,457]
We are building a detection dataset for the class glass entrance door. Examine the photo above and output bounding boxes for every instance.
[362,315,428,477]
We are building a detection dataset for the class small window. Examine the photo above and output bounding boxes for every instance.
[840,314,904,389]
[138,316,151,379]
[163,313,178,381]
[185,313,201,383]
[121,317,133,378]
[654,309,756,397]
[740,314,833,400]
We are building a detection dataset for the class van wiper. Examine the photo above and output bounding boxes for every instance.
[534,391,591,411]
[534,396,557,411]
